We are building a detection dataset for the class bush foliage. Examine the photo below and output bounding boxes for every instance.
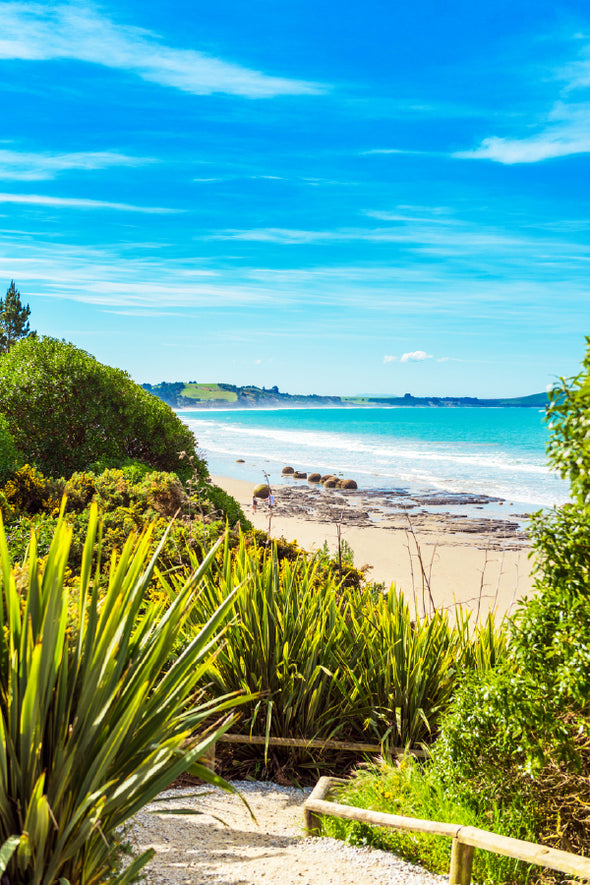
[0,337,206,480]
[328,338,590,883]
[428,341,590,867]
[0,414,20,485]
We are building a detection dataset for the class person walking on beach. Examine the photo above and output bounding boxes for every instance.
[268,493,275,511]
[252,496,257,513]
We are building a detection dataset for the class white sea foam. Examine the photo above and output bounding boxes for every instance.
[183,408,569,510]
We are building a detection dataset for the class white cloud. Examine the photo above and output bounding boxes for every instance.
[454,43,590,163]
[400,351,433,362]
[0,149,154,180]
[0,234,279,310]
[0,192,177,212]
[383,350,435,364]
[454,131,590,164]
[0,1,323,98]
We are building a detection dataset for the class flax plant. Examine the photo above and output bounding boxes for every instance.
[0,504,243,885]
[346,589,508,748]
[167,535,352,742]
[165,536,507,754]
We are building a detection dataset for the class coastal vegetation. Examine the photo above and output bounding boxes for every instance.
[0,508,244,885]
[0,304,587,884]
[0,337,202,480]
[322,338,590,884]
[162,534,505,780]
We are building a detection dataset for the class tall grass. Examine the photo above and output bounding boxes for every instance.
[0,505,243,885]
[322,757,536,885]
[164,534,508,752]
[169,535,353,741]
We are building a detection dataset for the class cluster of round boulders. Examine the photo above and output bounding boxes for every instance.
[320,475,358,490]
[279,466,358,491]
[253,483,271,499]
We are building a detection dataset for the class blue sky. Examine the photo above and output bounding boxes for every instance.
[0,0,589,397]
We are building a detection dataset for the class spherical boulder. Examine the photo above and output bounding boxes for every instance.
[253,484,271,499]
[323,478,338,488]
[281,466,295,475]
[293,471,307,479]
[308,473,321,483]
[236,459,245,463]
[320,474,333,483]
[339,479,358,489]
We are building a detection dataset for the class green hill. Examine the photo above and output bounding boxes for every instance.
[142,381,341,408]
[142,382,549,410]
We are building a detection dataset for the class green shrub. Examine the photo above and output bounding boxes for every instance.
[1,464,60,516]
[402,339,590,874]
[0,336,206,480]
[139,471,186,517]
[0,508,243,885]
[62,471,97,512]
[1,465,241,582]
[323,758,536,885]
[0,413,20,483]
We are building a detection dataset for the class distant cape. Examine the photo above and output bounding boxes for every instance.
[142,381,549,411]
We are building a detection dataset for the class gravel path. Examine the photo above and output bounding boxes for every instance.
[130,781,447,885]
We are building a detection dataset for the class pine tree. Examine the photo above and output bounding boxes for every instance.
[0,280,34,353]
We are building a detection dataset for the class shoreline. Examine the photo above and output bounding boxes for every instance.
[212,474,535,619]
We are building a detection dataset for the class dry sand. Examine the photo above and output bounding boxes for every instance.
[212,475,535,619]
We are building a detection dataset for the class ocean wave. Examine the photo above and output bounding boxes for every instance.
[183,408,568,509]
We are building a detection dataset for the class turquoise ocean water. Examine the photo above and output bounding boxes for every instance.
[180,407,569,515]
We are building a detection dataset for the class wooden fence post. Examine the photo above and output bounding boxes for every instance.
[303,776,333,835]
[449,837,474,885]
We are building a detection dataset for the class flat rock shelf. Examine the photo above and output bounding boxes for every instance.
[129,781,448,885]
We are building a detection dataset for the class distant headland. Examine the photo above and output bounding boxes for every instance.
[142,381,549,410]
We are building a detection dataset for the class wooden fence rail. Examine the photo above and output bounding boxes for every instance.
[303,776,590,885]
[203,733,427,770]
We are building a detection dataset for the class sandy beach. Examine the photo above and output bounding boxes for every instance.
[212,474,535,619]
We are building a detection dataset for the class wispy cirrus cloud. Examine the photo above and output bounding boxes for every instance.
[455,38,590,163]
[454,105,590,163]
[0,192,177,213]
[0,148,154,180]
[0,1,324,98]
[0,234,278,310]
[0,229,586,340]
[209,219,588,264]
